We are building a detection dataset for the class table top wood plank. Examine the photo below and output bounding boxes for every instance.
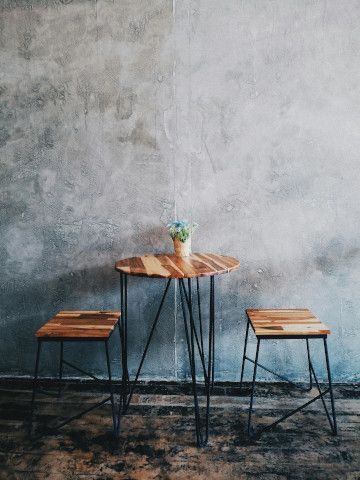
[190,254,223,272]
[115,253,239,278]
[140,255,171,278]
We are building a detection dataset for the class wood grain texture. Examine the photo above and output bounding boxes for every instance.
[36,311,120,339]
[246,308,331,337]
[115,253,240,278]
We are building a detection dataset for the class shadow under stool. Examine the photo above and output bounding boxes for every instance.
[29,310,120,436]
[240,308,337,437]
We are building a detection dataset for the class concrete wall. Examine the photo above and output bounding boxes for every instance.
[1,0,359,382]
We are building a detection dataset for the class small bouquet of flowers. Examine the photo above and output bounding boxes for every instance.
[167,220,198,257]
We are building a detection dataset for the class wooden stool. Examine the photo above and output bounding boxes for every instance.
[240,309,337,437]
[29,311,120,435]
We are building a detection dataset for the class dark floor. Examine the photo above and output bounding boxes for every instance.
[0,380,359,480]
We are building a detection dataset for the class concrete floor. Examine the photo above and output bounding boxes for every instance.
[0,381,359,480]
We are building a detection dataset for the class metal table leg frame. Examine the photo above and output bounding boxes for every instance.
[179,279,203,447]
[180,279,209,382]
[116,278,172,436]
[118,273,130,417]
[179,276,215,447]
[246,337,337,437]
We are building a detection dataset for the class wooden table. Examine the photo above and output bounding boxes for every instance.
[114,253,240,447]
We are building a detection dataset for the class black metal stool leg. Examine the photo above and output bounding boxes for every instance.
[58,341,63,397]
[29,340,42,434]
[323,337,337,435]
[305,339,313,391]
[240,320,250,393]
[121,273,130,411]
[116,317,123,437]
[105,340,116,434]
[247,338,260,436]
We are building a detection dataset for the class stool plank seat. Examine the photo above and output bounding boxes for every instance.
[246,309,331,337]
[36,311,120,340]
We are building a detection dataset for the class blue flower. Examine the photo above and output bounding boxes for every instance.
[167,220,198,242]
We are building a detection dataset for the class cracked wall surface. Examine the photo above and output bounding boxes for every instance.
[1,0,359,381]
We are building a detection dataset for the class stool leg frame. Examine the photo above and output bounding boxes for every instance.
[247,338,260,435]
[29,340,42,434]
[323,337,337,434]
[105,340,116,435]
[306,339,313,391]
[239,319,250,393]
[58,341,63,397]
[244,335,337,437]
[29,337,118,436]
[240,324,313,392]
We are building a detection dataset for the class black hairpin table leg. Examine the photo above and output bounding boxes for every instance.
[179,276,215,447]
[116,277,172,436]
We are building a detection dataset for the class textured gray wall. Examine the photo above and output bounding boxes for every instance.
[1,0,359,382]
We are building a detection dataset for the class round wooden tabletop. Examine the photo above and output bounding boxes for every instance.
[115,253,240,279]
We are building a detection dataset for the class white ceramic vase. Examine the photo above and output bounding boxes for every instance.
[173,237,191,257]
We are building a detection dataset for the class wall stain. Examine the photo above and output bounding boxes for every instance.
[116,89,136,120]
[18,32,32,60]
[314,241,360,276]
[37,126,55,150]
[76,75,92,116]
[14,80,68,111]
[128,7,165,42]
[118,120,156,149]
[0,127,10,147]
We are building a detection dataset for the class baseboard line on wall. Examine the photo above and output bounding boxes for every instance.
[0,377,358,397]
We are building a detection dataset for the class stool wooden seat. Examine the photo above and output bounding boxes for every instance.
[246,308,331,337]
[36,311,120,340]
[30,310,120,436]
[240,308,337,437]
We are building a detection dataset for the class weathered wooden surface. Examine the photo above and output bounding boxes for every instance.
[115,253,240,278]
[35,311,120,340]
[0,381,359,479]
[246,309,331,337]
